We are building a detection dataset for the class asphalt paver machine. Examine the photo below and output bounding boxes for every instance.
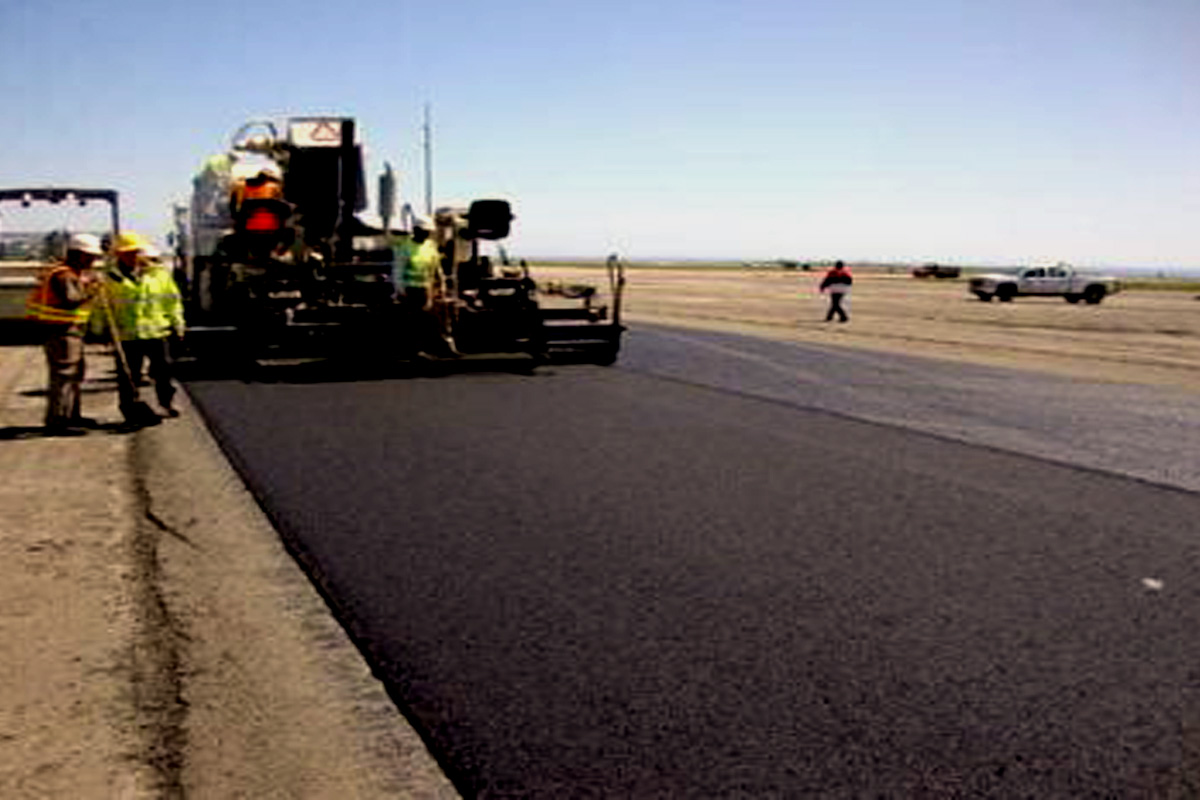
[428,202,626,364]
[181,116,625,365]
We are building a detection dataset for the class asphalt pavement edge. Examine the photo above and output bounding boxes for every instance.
[137,387,459,798]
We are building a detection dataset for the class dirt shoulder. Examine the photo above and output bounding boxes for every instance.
[538,266,1200,391]
[0,346,153,797]
[0,344,456,798]
[140,391,457,799]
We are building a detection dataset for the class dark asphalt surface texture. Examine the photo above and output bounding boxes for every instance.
[186,325,1200,797]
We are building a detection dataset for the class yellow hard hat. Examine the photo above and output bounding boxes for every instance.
[114,231,147,253]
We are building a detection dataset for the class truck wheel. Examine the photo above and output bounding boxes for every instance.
[1064,294,1082,304]
[974,291,993,302]
[1083,285,1107,305]
[996,285,1016,302]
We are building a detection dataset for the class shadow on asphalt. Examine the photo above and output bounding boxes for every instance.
[177,351,617,385]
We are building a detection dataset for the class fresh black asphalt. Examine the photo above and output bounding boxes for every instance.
[185,326,1200,797]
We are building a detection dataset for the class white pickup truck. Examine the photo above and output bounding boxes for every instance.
[968,263,1120,304]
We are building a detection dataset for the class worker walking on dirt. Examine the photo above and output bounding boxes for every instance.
[103,233,186,422]
[820,260,853,323]
[25,234,103,435]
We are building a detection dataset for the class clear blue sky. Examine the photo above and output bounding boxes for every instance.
[2,0,1198,267]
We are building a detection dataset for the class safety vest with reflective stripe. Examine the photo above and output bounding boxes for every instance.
[102,265,185,341]
[231,177,283,215]
[26,265,91,328]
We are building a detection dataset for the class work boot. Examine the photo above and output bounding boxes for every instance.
[121,403,162,428]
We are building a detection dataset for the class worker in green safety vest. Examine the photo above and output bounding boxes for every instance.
[391,216,451,356]
[392,216,439,301]
[102,232,186,422]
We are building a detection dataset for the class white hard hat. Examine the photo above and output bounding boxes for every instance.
[231,161,281,181]
[412,214,433,231]
[68,233,103,256]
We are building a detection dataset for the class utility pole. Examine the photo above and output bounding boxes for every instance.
[422,103,433,217]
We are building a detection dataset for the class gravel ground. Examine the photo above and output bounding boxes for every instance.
[0,344,456,799]
[0,345,154,798]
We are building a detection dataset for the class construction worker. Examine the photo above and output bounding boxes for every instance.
[103,233,186,422]
[819,260,853,323]
[25,233,102,435]
[230,166,285,222]
[392,217,448,355]
[392,216,438,300]
[229,166,290,261]
[231,166,283,205]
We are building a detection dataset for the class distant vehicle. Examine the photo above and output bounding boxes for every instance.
[968,263,1120,304]
[912,263,960,279]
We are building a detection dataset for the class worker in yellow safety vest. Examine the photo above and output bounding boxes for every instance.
[391,216,454,356]
[25,233,102,435]
[392,216,439,299]
[102,232,186,422]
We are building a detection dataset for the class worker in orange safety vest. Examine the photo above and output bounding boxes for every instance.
[25,233,103,435]
[231,167,286,233]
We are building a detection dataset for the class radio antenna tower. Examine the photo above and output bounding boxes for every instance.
[422,103,433,217]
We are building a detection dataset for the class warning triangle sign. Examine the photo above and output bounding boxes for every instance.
[310,120,341,142]
[291,119,347,147]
